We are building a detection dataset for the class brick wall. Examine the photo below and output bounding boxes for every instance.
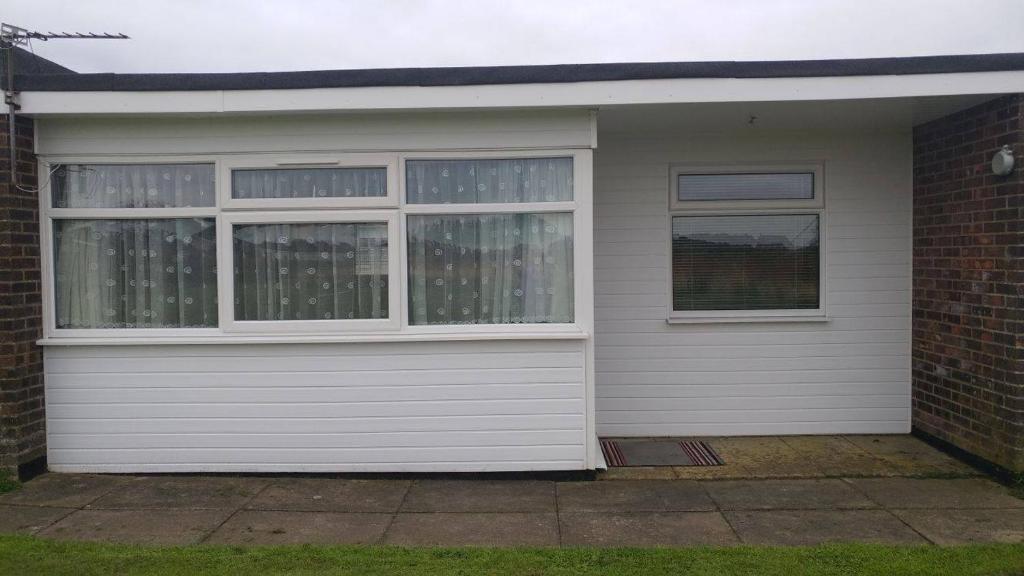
[912,94,1024,473]
[0,114,46,478]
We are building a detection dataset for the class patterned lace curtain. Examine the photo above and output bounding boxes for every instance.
[408,213,573,325]
[232,222,388,321]
[54,219,218,329]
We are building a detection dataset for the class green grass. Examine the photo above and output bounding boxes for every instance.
[0,536,1022,576]
[0,469,19,494]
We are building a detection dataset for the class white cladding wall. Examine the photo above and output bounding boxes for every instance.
[34,110,594,155]
[38,110,594,473]
[45,341,587,472]
[594,130,912,436]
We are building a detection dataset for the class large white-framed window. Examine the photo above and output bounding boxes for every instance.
[667,163,827,323]
[40,149,592,341]
[219,211,400,333]
[400,150,587,334]
[42,157,221,338]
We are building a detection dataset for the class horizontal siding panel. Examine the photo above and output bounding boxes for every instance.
[597,407,909,425]
[48,384,583,404]
[49,461,586,473]
[593,130,911,436]
[597,395,907,412]
[599,422,909,437]
[47,352,582,374]
[46,368,584,389]
[45,340,587,472]
[48,414,586,435]
[47,399,584,420]
[595,330,908,346]
[48,445,583,466]
[598,382,908,398]
[595,343,907,359]
[49,430,584,450]
[597,369,907,386]
[595,356,906,373]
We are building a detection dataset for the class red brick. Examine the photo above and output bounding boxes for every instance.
[913,94,1024,473]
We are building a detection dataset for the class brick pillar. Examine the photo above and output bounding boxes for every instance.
[0,114,46,479]
[912,94,1024,473]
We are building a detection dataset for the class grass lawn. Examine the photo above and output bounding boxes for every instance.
[0,470,19,494]
[0,536,1022,576]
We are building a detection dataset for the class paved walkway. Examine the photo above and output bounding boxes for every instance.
[1,436,1021,547]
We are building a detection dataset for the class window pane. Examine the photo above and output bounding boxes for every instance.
[233,222,388,321]
[678,173,814,201]
[408,213,573,325]
[53,219,217,328]
[672,215,819,311]
[52,164,215,208]
[231,168,387,200]
[406,157,572,204]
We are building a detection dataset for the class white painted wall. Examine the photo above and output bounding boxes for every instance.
[593,128,912,436]
[45,341,587,472]
[37,109,595,473]
[34,110,594,156]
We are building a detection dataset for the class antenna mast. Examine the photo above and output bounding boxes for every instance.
[1,23,128,186]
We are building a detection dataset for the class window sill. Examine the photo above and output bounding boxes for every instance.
[36,329,589,347]
[666,314,830,325]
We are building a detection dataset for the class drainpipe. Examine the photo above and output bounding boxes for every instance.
[3,43,15,187]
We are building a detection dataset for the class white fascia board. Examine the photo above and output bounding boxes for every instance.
[19,70,1024,116]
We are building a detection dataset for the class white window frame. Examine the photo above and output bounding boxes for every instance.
[219,210,400,333]
[671,163,824,212]
[666,162,827,324]
[219,153,398,210]
[40,156,223,339]
[39,149,592,341]
[400,150,589,335]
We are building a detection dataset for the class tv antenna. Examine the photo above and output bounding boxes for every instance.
[2,23,128,186]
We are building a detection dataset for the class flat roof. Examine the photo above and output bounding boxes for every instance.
[13,52,1024,92]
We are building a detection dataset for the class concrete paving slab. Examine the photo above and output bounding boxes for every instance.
[598,467,678,480]
[0,474,125,508]
[725,510,926,545]
[401,480,554,513]
[88,476,269,510]
[671,465,753,480]
[781,436,898,477]
[556,480,714,512]
[384,513,559,547]
[205,510,391,545]
[38,509,232,545]
[846,478,1024,509]
[845,435,978,476]
[892,509,1024,544]
[0,505,75,534]
[559,511,738,547]
[247,478,410,513]
[714,437,825,478]
[703,479,877,510]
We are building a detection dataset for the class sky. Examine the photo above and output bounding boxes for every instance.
[6,0,1024,74]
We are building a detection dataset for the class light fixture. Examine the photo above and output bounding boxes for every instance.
[991,145,1014,176]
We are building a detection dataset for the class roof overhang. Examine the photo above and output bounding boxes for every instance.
[18,70,1024,116]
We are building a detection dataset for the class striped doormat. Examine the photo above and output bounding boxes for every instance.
[600,439,724,467]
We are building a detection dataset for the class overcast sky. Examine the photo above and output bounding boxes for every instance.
[7,0,1024,73]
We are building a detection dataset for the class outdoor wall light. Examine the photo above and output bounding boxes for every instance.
[991,145,1015,176]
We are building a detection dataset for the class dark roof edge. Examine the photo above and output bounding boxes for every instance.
[12,52,1024,92]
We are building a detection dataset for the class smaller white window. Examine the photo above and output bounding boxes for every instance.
[219,154,398,209]
[670,164,823,212]
[668,163,826,323]
[219,211,400,333]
